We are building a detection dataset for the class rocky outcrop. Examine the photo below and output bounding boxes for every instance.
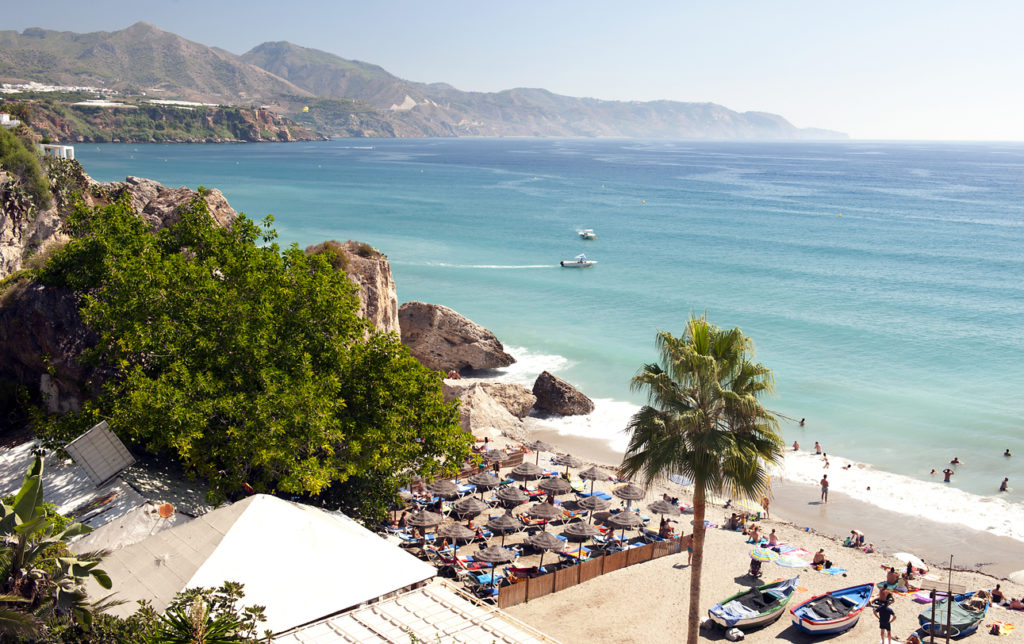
[0,283,96,414]
[0,175,237,281]
[450,384,526,441]
[532,371,595,416]
[108,177,237,231]
[306,240,398,334]
[443,381,535,419]
[398,302,514,373]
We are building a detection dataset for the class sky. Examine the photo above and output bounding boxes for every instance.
[7,0,1024,140]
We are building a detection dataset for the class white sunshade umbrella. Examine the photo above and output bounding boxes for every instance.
[892,552,928,572]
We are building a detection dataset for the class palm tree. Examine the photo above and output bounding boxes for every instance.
[619,315,784,644]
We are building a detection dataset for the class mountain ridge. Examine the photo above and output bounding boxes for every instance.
[0,23,846,140]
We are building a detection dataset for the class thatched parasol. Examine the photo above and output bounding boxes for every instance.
[486,511,520,548]
[437,522,477,556]
[510,462,545,481]
[578,465,609,495]
[613,481,646,510]
[525,501,562,522]
[604,511,644,540]
[577,494,611,523]
[451,496,489,519]
[562,521,601,541]
[473,545,517,590]
[495,486,529,508]
[526,440,554,464]
[426,479,460,499]
[552,454,583,475]
[526,530,565,570]
[538,477,572,496]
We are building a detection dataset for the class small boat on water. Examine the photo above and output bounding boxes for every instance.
[917,591,989,639]
[708,576,799,631]
[560,253,597,268]
[790,583,874,635]
[578,228,598,240]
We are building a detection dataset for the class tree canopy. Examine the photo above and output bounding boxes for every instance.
[37,195,470,516]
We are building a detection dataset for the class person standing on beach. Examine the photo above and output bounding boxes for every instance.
[873,602,896,644]
[820,474,829,502]
[761,496,770,518]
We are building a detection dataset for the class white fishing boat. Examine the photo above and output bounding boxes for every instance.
[578,228,598,240]
[560,253,597,268]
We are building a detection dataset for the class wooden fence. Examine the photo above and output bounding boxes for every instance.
[496,536,681,609]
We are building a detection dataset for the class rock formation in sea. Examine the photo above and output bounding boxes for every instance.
[398,301,515,372]
[443,381,536,420]
[305,240,398,334]
[532,370,595,416]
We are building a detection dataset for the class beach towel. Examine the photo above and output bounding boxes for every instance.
[774,555,809,568]
[989,621,1016,636]
[783,547,811,557]
[813,566,847,576]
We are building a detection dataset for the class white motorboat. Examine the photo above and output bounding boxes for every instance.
[560,253,597,268]
[578,228,598,240]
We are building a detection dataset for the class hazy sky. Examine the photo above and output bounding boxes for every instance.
[8,1,1024,140]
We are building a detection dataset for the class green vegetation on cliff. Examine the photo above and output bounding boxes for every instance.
[0,126,50,210]
[37,196,471,518]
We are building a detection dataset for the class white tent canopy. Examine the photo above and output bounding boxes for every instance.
[91,494,436,633]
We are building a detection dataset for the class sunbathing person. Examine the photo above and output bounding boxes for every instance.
[886,567,899,586]
[992,584,1005,604]
[1009,597,1024,610]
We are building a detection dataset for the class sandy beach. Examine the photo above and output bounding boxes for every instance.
[496,427,1024,643]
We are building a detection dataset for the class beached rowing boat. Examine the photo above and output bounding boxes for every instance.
[789,582,874,635]
[708,576,800,630]
[917,591,989,639]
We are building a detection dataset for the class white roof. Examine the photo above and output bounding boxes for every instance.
[274,580,559,644]
[93,494,435,633]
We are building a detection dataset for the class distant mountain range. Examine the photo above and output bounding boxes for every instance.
[0,22,845,140]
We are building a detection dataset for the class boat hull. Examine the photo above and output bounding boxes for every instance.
[560,260,596,268]
[709,577,799,631]
[789,583,874,636]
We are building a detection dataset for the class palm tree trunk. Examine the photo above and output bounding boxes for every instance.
[686,486,707,644]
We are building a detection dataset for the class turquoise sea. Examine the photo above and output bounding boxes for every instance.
[77,139,1024,536]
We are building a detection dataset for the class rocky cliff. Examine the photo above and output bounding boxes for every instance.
[398,302,515,373]
[305,240,399,334]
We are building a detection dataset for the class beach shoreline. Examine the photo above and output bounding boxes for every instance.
[523,421,1023,580]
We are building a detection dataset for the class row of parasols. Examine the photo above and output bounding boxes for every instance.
[399,442,690,586]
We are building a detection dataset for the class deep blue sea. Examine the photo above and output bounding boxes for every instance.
[77,139,1024,536]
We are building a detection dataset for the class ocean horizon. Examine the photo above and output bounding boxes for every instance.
[77,138,1024,542]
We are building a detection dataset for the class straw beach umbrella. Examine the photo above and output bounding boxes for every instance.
[578,465,609,495]
[612,481,646,509]
[467,471,500,499]
[648,499,682,517]
[562,521,601,542]
[539,477,572,497]
[552,454,582,476]
[474,545,517,591]
[604,511,644,540]
[495,486,528,508]
[426,479,460,499]
[510,462,545,481]
[577,495,611,524]
[526,440,554,464]
[524,501,562,524]
[405,509,444,547]
[526,530,565,570]
[437,522,477,557]
[451,496,489,520]
[486,512,520,548]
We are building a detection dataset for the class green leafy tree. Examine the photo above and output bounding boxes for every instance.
[37,195,470,516]
[619,315,784,644]
[0,127,50,211]
[0,455,113,638]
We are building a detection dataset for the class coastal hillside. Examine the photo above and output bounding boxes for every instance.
[243,41,846,139]
[0,22,308,104]
[0,23,844,140]
[19,96,326,143]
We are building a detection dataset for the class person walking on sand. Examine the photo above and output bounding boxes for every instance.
[873,601,896,644]
[761,495,770,518]
[820,474,829,502]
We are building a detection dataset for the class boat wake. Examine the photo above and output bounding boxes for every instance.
[434,263,552,269]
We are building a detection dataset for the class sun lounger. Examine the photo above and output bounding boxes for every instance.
[577,490,613,500]
[561,508,587,520]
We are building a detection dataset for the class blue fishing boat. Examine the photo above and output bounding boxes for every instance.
[790,583,874,635]
[917,591,989,639]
